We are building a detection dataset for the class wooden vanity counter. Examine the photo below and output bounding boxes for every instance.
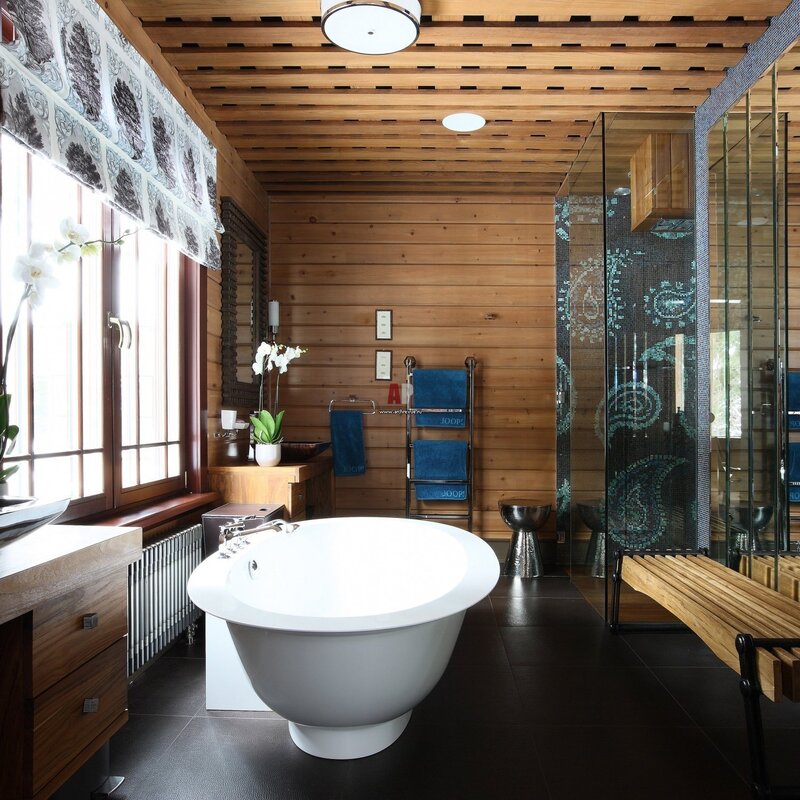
[0,524,142,800]
[208,454,335,521]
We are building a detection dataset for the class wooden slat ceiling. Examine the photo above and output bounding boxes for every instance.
[121,1,790,194]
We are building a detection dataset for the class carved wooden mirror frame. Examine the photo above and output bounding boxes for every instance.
[220,197,268,409]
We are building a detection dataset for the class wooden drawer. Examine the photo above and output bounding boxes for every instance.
[31,570,128,696]
[288,481,306,520]
[31,638,128,798]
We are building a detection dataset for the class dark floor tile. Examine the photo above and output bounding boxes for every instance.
[413,663,524,725]
[345,718,550,800]
[462,596,495,626]
[491,575,581,599]
[621,632,725,668]
[449,624,510,667]
[501,625,642,668]
[128,656,205,717]
[128,716,350,800]
[654,667,800,729]
[110,713,191,779]
[514,665,692,727]
[161,630,205,659]
[493,595,604,627]
[704,726,800,786]
[533,726,750,800]
[196,708,285,720]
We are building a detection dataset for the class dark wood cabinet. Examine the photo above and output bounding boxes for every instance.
[0,524,142,799]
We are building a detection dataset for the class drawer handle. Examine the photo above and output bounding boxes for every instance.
[83,613,99,629]
[83,698,100,714]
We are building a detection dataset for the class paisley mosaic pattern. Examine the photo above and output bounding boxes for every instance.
[607,455,688,548]
[555,197,570,241]
[595,381,663,440]
[644,275,697,329]
[605,249,628,333]
[557,256,607,343]
[557,478,571,518]
[556,355,574,436]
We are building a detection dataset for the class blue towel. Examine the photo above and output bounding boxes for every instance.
[329,410,366,476]
[789,372,800,430]
[414,440,468,501]
[789,443,800,502]
[413,369,467,428]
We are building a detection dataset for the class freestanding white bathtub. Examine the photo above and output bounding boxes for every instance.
[187,516,499,759]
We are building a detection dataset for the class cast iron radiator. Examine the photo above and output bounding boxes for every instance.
[127,524,203,675]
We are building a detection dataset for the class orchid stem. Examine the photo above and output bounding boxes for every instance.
[0,284,32,394]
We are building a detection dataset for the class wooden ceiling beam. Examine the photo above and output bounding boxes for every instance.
[123,0,789,23]
[241,149,579,163]
[145,20,766,49]
[218,120,595,137]
[165,46,744,71]
[232,138,585,152]
[182,68,722,92]
[254,161,573,173]
[194,87,708,108]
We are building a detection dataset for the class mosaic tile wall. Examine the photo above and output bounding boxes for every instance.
[555,193,698,564]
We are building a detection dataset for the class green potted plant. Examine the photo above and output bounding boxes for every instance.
[250,341,306,467]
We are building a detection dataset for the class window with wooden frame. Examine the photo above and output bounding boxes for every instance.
[0,134,197,517]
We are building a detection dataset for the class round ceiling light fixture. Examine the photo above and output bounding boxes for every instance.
[321,1,421,55]
[442,112,486,133]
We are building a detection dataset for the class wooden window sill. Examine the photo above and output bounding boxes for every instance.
[83,492,220,533]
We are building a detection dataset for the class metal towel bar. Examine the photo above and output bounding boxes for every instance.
[329,395,377,414]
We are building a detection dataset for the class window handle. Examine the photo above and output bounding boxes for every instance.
[108,314,132,349]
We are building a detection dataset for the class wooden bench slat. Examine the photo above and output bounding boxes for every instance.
[669,556,800,701]
[695,557,800,618]
[622,556,783,701]
[663,556,800,637]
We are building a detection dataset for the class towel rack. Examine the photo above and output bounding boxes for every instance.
[403,355,477,529]
[329,395,377,415]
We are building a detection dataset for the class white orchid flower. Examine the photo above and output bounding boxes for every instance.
[59,217,91,246]
[273,352,290,374]
[13,243,58,303]
[252,340,275,375]
[55,242,82,263]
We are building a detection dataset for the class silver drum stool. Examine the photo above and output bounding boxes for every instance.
[498,499,551,578]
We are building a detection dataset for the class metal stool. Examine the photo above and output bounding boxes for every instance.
[577,501,606,579]
[498,499,551,578]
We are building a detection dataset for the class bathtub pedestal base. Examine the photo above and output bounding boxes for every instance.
[288,710,412,760]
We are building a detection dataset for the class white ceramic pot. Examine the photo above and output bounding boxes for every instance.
[255,443,281,467]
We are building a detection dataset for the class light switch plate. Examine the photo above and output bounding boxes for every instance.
[376,309,392,340]
[375,350,392,381]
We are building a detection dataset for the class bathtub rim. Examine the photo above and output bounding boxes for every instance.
[188,516,499,634]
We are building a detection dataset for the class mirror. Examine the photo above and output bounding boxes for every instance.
[221,197,268,409]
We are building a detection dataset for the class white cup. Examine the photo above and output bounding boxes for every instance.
[220,409,237,430]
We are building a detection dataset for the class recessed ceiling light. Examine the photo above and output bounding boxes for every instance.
[320,1,421,55]
[442,112,486,132]
[613,186,631,196]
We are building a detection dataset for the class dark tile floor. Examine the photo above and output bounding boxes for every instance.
[110,575,800,800]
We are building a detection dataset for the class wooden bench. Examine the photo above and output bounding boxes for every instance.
[610,550,800,798]
[747,554,800,603]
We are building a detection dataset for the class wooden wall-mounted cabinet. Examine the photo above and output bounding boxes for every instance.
[630,133,693,232]
[208,455,335,521]
[0,524,142,800]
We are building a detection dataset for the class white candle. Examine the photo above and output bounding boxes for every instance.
[268,300,280,328]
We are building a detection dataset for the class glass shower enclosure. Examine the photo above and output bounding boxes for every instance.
[708,63,790,587]
[556,113,699,620]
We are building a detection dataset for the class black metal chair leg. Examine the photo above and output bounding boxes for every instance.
[609,549,624,634]
[737,633,772,799]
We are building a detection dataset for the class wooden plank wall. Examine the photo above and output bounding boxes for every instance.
[269,194,556,540]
